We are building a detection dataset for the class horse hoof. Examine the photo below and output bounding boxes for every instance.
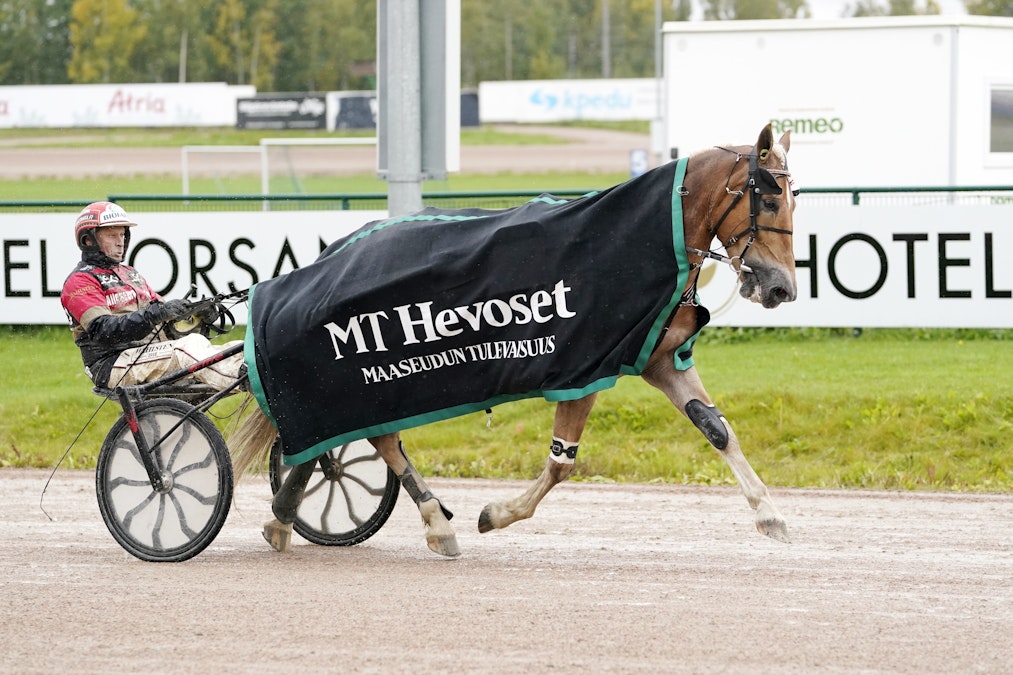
[756,517,791,543]
[758,520,791,543]
[263,518,293,552]
[754,500,790,543]
[426,533,461,557]
[477,507,494,533]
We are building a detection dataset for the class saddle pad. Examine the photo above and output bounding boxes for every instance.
[245,158,698,465]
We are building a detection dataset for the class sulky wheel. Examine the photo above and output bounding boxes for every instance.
[269,437,399,546]
[95,398,233,562]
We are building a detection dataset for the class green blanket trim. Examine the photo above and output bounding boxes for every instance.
[631,156,690,373]
[284,374,625,466]
[243,284,276,427]
[327,212,484,258]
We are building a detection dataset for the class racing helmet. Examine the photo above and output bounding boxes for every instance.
[75,201,137,253]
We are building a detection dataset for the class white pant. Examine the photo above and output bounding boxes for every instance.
[107,334,245,390]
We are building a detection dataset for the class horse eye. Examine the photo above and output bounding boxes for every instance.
[763,199,779,211]
[791,189,800,197]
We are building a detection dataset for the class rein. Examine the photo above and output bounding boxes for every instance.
[684,146,794,274]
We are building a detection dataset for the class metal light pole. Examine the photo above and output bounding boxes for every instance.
[653,0,666,166]
[380,0,424,216]
[601,0,611,78]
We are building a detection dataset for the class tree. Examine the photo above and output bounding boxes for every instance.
[516,3,566,79]
[247,0,281,90]
[701,0,811,20]
[273,0,375,92]
[206,0,247,83]
[205,0,281,88]
[130,0,208,83]
[0,0,76,85]
[459,0,686,85]
[67,0,148,83]
[964,0,1013,16]
[0,1,45,84]
[610,0,671,77]
[845,0,940,15]
[5,0,877,93]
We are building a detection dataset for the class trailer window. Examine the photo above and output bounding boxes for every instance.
[991,87,1013,153]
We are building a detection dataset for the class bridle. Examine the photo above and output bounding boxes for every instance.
[684,146,796,274]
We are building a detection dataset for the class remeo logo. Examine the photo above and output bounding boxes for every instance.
[769,117,844,135]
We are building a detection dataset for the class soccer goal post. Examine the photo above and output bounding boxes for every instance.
[181,137,378,197]
[258,137,377,196]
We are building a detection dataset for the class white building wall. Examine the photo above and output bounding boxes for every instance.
[663,16,1013,188]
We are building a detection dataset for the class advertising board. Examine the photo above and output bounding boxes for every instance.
[236,94,327,130]
[2,211,386,325]
[478,78,660,123]
[0,82,255,128]
[699,203,1013,327]
[3,205,1011,328]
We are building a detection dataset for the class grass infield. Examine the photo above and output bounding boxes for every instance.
[1,325,1010,492]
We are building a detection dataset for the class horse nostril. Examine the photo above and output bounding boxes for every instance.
[773,287,789,302]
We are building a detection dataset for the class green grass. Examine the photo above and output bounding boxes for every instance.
[2,325,1010,492]
[0,325,250,471]
[0,171,629,203]
[0,125,570,149]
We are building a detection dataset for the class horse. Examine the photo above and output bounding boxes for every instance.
[229,122,799,557]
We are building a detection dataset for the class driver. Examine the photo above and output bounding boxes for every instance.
[60,201,246,391]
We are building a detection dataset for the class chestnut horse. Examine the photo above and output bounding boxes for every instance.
[231,123,798,556]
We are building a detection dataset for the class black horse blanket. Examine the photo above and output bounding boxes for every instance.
[245,158,705,465]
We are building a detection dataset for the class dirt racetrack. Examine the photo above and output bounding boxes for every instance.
[0,125,654,179]
[2,468,1012,674]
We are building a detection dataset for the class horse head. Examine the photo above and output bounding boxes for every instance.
[687,123,798,309]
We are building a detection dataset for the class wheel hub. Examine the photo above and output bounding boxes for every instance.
[156,470,174,494]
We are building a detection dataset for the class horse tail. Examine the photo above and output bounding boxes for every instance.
[227,395,278,477]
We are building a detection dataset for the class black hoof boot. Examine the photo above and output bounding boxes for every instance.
[272,459,315,523]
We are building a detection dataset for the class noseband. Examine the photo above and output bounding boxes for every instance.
[685,146,795,274]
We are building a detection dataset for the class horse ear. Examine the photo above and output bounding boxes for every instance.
[757,124,774,157]
[779,130,791,153]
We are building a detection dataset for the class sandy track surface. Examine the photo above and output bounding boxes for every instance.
[0,126,652,179]
[3,468,1011,674]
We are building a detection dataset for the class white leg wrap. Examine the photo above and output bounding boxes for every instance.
[549,437,579,465]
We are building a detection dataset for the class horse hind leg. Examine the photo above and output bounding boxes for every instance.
[262,459,315,552]
[479,395,595,533]
[372,435,460,557]
[478,438,576,532]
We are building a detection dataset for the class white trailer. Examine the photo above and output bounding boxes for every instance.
[662,16,1013,188]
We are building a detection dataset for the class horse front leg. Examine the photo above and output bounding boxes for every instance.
[369,433,460,557]
[478,393,597,533]
[642,363,790,543]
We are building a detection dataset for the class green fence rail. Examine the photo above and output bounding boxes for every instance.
[2,186,1013,213]
[0,190,594,213]
[803,185,1013,206]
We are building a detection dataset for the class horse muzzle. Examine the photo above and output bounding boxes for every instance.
[739,265,797,308]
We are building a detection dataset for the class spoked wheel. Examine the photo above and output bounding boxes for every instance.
[269,438,399,546]
[95,398,233,562]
